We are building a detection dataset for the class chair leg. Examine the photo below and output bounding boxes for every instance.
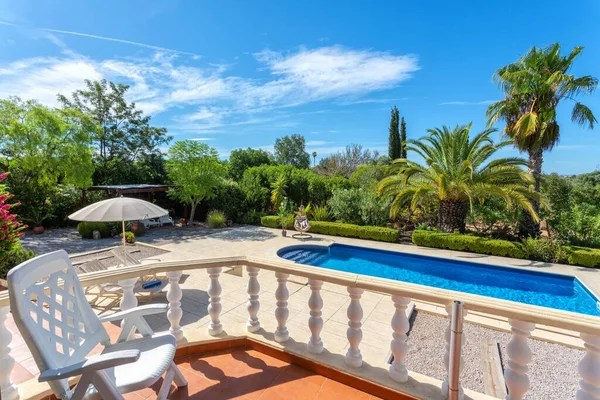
[92,370,126,400]
[157,367,176,400]
[171,361,188,387]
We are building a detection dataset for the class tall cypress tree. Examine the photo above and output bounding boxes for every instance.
[400,116,407,159]
[388,106,400,160]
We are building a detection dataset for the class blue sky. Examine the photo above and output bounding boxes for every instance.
[1,0,599,174]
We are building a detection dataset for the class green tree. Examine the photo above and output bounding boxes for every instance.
[58,79,171,185]
[316,144,380,177]
[378,124,540,232]
[400,116,407,158]
[229,148,273,181]
[274,134,310,169]
[486,43,597,236]
[270,174,287,211]
[166,140,226,224]
[0,98,96,223]
[388,106,401,159]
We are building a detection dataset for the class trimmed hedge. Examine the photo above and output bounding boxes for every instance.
[261,216,400,243]
[413,230,600,268]
[77,222,114,239]
[564,246,600,268]
[412,231,526,259]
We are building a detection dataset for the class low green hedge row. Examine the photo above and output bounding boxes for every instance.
[563,246,600,268]
[412,230,600,268]
[260,216,400,243]
[412,230,526,258]
[77,222,115,239]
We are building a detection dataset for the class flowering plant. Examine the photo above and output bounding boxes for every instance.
[0,172,27,256]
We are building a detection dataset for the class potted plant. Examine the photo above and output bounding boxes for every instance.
[25,207,54,234]
[277,199,290,237]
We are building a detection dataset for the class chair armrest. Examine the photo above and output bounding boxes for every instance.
[38,350,140,382]
[99,304,168,323]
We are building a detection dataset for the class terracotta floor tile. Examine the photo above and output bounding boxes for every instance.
[259,372,322,400]
[315,379,370,400]
[280,364,326,387]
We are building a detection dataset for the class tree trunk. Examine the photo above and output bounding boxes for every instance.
[188,202,197,226]
[519,148,542,238]
[438,200,467,233]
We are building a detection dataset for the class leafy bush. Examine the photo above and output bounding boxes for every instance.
[358,190,391,226]
[0,245,35,279]
[564,246,600,268]
[328,188,362,225]
[260,217,399,242]
[120,231,135,244]
[412,231,526,259]
[77,222,116,239]
[205,180,245,223]
[240,210,268,225]
[261,215,294,229]
[522,238,567,263]
[416,223,438,231]
[207,210,226,228]
[310,205,333,221]
[466,198,520,239]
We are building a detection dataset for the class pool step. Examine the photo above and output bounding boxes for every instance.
[284,250,328,266]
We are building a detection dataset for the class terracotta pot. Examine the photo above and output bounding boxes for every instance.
[32,225,45,234]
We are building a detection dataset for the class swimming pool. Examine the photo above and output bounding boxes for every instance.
[277,243,600,316]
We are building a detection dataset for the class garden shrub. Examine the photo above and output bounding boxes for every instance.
[261,217,399,242]
[205,180,245,223]
[207,210,226,228]
[328,188,363,225]
[310,205,333,221]
[522,237,567,263]
[240,210,268,225]
[77,222,115,238]
[120,231,135,244]
[0,245,35,279]
[412,231,526,259]
[564,246,600,268]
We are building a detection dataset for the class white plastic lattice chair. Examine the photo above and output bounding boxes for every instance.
[7,250,188,400]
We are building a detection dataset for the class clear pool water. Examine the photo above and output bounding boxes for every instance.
[278,243,600,316]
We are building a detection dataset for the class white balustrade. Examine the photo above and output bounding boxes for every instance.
[578,333,600,400]
[389,296,411,383]
[166,270,184,341]
[307,279,324,354]
[442,303,467,399]
[504,319,535,400]
[274,272,290,343]
[0,306,18,400]
[345,287,364,367]
[207,267,223,336]
[118,277,138,340]
[246,266,261,332]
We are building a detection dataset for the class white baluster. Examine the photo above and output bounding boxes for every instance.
[504,319,535,400]
[307,279,324,354]
[166,270,184,341]
[207,267,223,336]
[389,296,411,382]
[442,303,467,399]
[118,277,138,340]
[274,272,290,343]
[578,333,600,400]
[246,266,261,332]
[0,307,18,400]
[345,287,364,367]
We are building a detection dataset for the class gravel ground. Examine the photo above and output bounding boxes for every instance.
[406,311,583,399]
[70,245,168,268]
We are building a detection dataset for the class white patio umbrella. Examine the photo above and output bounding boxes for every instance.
[68,196,169,246]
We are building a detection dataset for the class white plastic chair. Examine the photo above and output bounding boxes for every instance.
[7,250,187,400]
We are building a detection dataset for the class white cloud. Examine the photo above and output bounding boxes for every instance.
[190,137,216,141]
[0,40,419,132]
[305,140,332,146]
[440,100,497,106]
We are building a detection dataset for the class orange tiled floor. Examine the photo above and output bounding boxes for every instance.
[124,348,382,400]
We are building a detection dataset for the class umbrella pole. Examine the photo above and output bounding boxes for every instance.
[122,220,126,247]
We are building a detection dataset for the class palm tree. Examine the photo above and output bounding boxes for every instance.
[311,151,317,168]
[486,43,597,236]
[378,124,540,233]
